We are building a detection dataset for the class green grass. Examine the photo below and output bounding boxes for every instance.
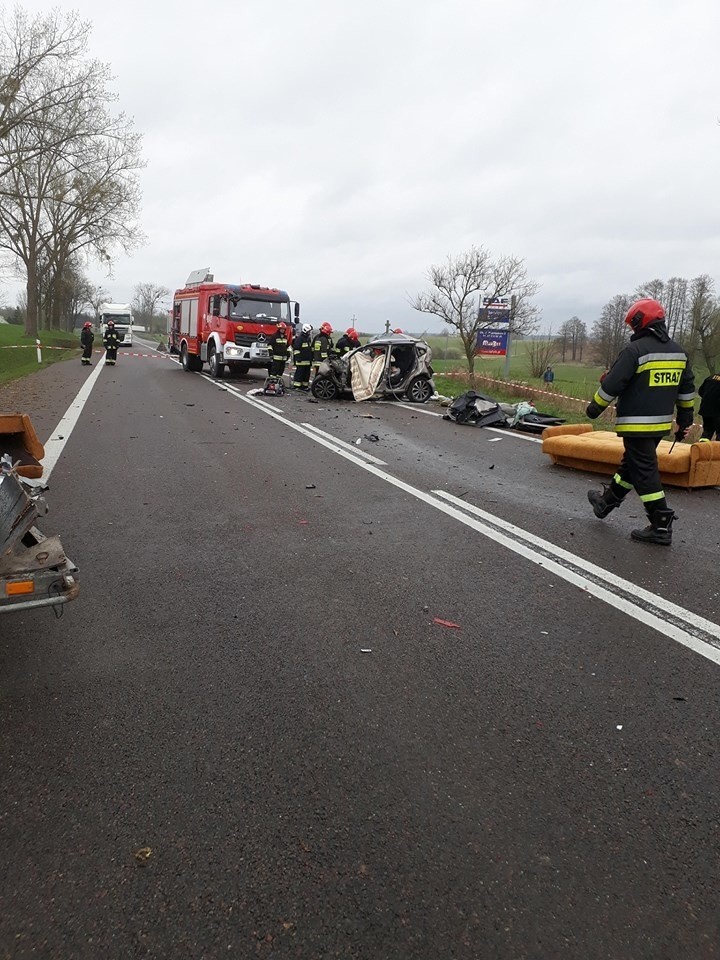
[0,325,80,387]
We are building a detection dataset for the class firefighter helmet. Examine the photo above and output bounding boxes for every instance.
[624,299,665,332]
[83,321,92,328]
[393,328,403,334]
[346,327,358,339]
[277,321,287,332]
[302,323,312,334]
[320,322,333,335]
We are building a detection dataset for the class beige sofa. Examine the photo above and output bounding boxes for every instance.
[541,424,720,489]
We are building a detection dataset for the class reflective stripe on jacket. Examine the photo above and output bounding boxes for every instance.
[592,326,695,437]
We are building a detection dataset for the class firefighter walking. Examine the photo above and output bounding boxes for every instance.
[292,323,314,390]
[269,322,291,378]
[585,298,695,546]
[311,322,334,379]
[103,319,120,366]
[80,321,94,365]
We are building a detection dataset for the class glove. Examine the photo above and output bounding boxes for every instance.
[586,401,602,420]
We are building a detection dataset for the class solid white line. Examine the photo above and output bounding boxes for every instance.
[243,389,284,413]
[301,423,387,465]
[433,490,720,647]
[42,355,106,482]
[190,368,720,666]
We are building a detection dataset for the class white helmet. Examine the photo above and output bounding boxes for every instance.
[302,323,312,334]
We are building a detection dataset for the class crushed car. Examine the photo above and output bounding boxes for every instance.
[310,333,435,403]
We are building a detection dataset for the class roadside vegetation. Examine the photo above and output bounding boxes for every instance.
[0,325,79,387]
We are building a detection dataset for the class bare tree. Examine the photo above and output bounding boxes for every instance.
[591,295,630,369]
[410,246,540,373]
[132,282,170,333]
[0,16,144,335]
[0,9,96,175]
[527,332,556,378]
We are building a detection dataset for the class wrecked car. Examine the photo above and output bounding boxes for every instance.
[310,333,435,403]
[443,390,566,434]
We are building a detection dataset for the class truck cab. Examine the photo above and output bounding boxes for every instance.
[99,303,134,347]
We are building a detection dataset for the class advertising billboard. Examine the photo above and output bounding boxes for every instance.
[476,331,508,356]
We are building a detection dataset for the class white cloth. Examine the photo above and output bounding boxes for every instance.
[350,352,385,401]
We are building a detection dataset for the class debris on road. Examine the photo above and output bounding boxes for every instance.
[433,617,462,629]
[363,433,380,442]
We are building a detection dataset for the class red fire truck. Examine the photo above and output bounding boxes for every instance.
[169,268,299,378]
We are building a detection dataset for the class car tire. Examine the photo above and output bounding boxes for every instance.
[311,376,339,400]
[406,376,432,403]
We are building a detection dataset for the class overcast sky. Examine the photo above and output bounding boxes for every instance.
[6,0,720,333]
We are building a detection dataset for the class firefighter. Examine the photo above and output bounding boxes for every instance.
[103,319,120,366]
[292,323,314,390]
[698,372,720,441]
[336,327,361,357]
[80,321,94,365]
[269,322,291,378]
[311,322,334,378]
[585,298,695,546]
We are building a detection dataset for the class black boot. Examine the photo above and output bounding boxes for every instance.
[587,484,624,519]
[631,508,675,546]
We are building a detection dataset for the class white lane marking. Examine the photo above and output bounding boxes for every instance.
[434,490,720,653]
[301,423,387,465]
[42,355,106,482]
[486,426,542,443]
[193,371,720,668]
[243,389,284,413]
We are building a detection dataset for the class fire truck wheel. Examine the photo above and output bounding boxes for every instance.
[181,344,192,372]
[208,344,225,379]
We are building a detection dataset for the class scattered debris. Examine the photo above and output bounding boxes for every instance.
[432,617,461,629]
[134,847,152,864]
[363,433,380,442]
[616,725,623,731]
[361,648,372,653]
[305,484,316,489]
[355,438,362,445]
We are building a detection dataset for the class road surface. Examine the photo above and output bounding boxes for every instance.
[1,340,719,959]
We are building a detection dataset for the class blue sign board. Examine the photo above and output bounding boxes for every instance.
[476,330,508,356]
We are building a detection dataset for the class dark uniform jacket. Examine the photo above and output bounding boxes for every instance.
[592,323,695,437]
[312,333,333,365]
[103,327,120,349]
[80,328,94,348]
[699,374,720,417]
[293,333,313,365]
[270,332,290,362]
[336,334,359,356]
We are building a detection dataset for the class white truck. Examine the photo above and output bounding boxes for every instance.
[99,302,134,347]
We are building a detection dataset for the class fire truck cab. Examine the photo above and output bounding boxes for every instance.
[170,268,299,379]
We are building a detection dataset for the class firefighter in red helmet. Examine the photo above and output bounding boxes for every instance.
[585,298,695,545]
[336,327,360,357]
[269,321,290,378]
[80,321,94,366]
[311,322,334,379]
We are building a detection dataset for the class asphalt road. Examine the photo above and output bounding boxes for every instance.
[1,341,720,959]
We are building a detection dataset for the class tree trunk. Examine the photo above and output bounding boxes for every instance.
[24,256,39,337]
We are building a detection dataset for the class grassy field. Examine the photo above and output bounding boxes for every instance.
[0,325,80,387]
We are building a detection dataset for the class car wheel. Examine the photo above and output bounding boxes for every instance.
[406,376,432,403]
[311,376,339,400]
